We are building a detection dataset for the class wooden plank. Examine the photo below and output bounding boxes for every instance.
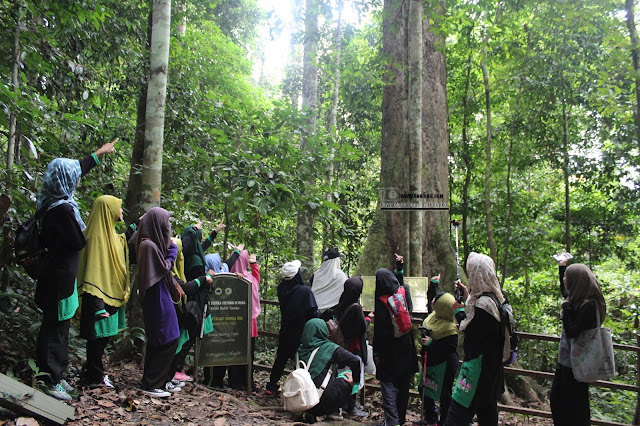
[504,367,640,392]
[498,404,629,426]
[0,373,75,425]
[518,332,640,353]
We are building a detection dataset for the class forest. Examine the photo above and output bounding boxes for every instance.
[2,0,640,424]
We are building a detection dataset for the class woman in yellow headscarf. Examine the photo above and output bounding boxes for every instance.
[77,195,134,388]
[418,290,459,425]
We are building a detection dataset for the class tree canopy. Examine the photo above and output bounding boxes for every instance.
[2,0,640,422]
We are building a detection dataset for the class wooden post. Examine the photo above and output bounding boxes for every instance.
[633,314,640,425]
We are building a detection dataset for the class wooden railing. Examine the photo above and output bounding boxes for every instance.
[257,300,640,426]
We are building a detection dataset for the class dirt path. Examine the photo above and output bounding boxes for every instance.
[0,360,552,425]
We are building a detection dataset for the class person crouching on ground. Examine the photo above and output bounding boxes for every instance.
[297,318,361,424]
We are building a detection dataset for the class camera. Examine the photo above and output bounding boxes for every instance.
[454,286,463,303]
[419,326,432,339]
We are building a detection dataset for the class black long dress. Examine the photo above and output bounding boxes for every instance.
[36,155,98,386]
[444,308,503,426]
[374,268,418,426]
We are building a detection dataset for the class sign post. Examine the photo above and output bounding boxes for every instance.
[196,273,252,394]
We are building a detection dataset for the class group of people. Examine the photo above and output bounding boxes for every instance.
[265,248,607,426]
[32,144,608,426]
[33,144,261,400]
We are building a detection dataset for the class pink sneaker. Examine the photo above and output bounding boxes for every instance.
[173,371,193,382]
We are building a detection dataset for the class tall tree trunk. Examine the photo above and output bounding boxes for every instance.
[625,0,640,157]
[500,29,530,285]
[175,2,187,36]
[357,0,456,285]
[562,96,571,252]
[7,2,21,176]
[297,0,319,281]
[407,0,423,276]
[140,0,171,210]
[323,0,343,254]
[561,31,571,253]
[481,52,497,262]
[460,27,473,267]
[420,3,455,281]
[285,0,304,106]
[124,10,153,222]
[124,88,148,222]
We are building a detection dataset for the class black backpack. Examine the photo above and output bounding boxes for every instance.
[481,292,519,365]
[15,203,51,280]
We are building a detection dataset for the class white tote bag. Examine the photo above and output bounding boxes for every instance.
[570,307,616,383]
[364,341,376,375]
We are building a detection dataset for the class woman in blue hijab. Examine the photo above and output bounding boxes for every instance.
[205,253,229,273]
[34,140,116,401]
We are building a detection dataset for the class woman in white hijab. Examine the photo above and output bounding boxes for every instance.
[311,248,348,319]
[445,252,511,426]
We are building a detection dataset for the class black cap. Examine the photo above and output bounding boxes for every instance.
[323,248,343,261]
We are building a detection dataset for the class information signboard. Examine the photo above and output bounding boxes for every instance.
[361,275,429,313]
[198,273,251,369]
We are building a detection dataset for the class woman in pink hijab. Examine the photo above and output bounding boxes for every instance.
[227,250,260,390]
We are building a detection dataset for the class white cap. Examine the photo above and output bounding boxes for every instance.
[281,260,302,279]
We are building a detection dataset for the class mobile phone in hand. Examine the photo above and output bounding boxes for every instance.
[552,252,573,261]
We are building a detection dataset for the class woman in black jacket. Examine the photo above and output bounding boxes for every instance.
[550,258,606,425]
[265,260,318,395]
[335,276,371,418]
[374,268,418,426]
[445,252,510,426]
[35,141,115,400]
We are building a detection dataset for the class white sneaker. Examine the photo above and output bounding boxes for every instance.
[44,383,72,401]
[90,374,115,389]
[59,379,74,393]
[165,381,181,393]
[141,388,171,398]
[171,379,185,388]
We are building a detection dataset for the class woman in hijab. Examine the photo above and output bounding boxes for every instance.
[173,224,231,385]
[136,207,180,398]
[265,260,318,395]
[181,222,225,281]
[444,252,510,426]
[335,276,371,418]
[551,258,606,425]
[34,141,115,401]
[296,318,361,423]
[373,268,418,426]
[311,248,347,320]
[225,250,260,390]
[169,239,214,383]
[418,291,459,425]
[76,195,135,389]
[205,253,228,273]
